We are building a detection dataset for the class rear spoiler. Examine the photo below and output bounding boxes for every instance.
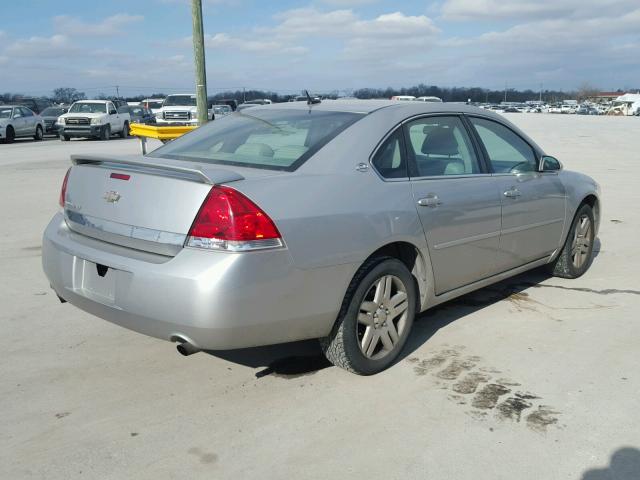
[70,154,244,185]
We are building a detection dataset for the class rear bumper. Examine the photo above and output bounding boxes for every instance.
[42,213,353,349]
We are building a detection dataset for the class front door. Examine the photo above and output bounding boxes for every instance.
[467,116,566,271]
[404,115,502,294]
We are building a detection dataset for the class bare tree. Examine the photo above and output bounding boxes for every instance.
[52,87,86,104]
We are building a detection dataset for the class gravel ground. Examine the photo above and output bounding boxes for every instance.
[1,115,639,479]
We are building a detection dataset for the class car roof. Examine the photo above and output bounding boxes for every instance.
[73,100,110,103]
[241,99,506,118]
[0,105,18,108]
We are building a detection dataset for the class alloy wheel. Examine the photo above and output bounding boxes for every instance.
[571,214,592,269]
[356,275,410,360]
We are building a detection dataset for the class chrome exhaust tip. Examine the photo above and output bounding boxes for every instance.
[176,342,200,356]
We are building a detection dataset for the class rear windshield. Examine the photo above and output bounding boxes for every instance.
[150,109,363,171]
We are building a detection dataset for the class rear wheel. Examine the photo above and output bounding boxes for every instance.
[60,134,70,141]
[34,125,43,141]
[5,126,15,143]
[320,257,416,375]
[101,124,111,141]
[120,122,129,139]
[548,204,595,278]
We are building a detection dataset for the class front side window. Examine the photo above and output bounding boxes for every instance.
[151,109,363,171]
[371,129,407,179]
[404,116,481,177]
[469,117,537,173]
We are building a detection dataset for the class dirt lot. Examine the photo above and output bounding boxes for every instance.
[1,115,639,479]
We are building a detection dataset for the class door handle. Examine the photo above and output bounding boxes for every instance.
[503,188,521,198]
[417,195,442,208]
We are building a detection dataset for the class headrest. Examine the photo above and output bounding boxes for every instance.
[421,127,459,156]
[235,143,274,157]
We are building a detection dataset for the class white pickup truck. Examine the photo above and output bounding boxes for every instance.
[58,100,130,141]
[156,94,214,125]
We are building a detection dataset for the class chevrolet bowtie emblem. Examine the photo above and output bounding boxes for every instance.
[103,191,121,203]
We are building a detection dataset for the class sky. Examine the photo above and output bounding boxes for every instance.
[1,0,639,97]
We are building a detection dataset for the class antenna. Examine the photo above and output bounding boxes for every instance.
[305,90,321,105]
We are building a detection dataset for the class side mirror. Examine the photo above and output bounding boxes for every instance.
[540,155,562,172]
[109,109,117,115]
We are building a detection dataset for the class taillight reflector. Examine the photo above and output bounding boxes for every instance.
[110,173,130,180]
[59,168,71,207]
[186,186,282,251]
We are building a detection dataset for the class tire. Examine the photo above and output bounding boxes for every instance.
[120,122,129,139]
[320,257,417,375]
[547,204,595,279]
[101,124,111,141]
[34,125,43,141]
[5,126,15,144]
[60,134,70,141]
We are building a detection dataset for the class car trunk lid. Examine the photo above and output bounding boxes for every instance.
[63,154,246,256]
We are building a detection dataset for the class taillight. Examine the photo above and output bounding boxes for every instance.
[59,168,71,208]
[186,185,283,251]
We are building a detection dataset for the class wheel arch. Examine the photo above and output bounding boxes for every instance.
[360,241,429,311]
[580,194,600,233]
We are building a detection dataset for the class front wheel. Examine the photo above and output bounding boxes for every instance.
[34,125,44,141]
[547,204,595,278]
[320,257,416,375]
[101,124,111,141]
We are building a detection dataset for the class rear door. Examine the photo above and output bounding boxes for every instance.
[20,108,37,135]
[467,116,566,271]
[402,115,502,294]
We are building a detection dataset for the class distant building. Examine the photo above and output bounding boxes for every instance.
[586,92,626,104]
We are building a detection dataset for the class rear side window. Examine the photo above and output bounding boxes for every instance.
[152,109,363,171]
[469,117,537,173]
[371,129,407,179]
[404,116,481,177]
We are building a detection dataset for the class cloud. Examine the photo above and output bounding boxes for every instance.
[4,34,78,58]
[53,14,143,36]
[441,0,639,21]
[320,0,378,6]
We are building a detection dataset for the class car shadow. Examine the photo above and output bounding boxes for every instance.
[580,447,640,480]
[397,268,554,363]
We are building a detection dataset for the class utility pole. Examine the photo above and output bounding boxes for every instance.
[539,83,543,103]
[191,0,208,125]
[115,85,120,98]
[243,87,246,103]
[504,82,507,103]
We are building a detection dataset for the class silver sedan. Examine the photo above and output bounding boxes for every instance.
[42,101,600,375]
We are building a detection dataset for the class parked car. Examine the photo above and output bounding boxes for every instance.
[40,106,69,135]
[57,100,131,141]
[211,105,232,117]
[415,96,443,102]
[141,98,165,115]
[0,105,45,143]
[14,97,51,114]
[121,105,156,125]
[156,94,207,125]
[42,101,601,375]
